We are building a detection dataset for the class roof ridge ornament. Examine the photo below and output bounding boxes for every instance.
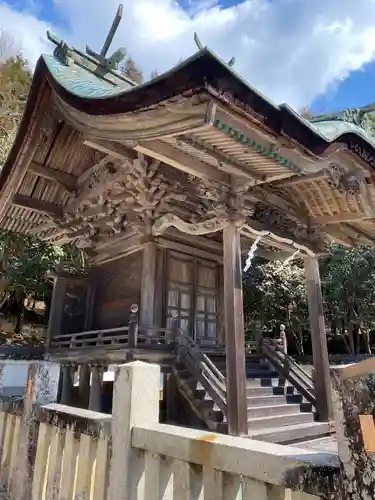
[311,103,375,138]
[86,4,126,70]
[193,32,235,67]
[47,4,126,72]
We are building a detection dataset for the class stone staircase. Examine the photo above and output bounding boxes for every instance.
[173,353,333,444]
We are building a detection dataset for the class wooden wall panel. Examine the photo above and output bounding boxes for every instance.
[92,251,142,329]
[60,278,88,335]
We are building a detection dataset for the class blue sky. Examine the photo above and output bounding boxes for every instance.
[2,0,375,113]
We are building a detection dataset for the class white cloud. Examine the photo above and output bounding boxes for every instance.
[0,2,51,64]
[2,0,375,108]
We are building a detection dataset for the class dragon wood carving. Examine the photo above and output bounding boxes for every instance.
[42,154,187,247]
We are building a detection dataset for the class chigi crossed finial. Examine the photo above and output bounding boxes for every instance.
[47,4,126,71]
[86,4,126,70]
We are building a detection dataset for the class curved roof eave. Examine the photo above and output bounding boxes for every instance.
[0,56,51,196]
[3,48,375,203]
[36,49,375,165]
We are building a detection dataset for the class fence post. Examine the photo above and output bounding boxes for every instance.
[107,360,160,500]
[12,361,60,500]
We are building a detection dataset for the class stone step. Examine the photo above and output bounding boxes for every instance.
[247,411,314,430]
[247,421,334,445]
[247,403,302,419]
[247,394,302,406]
[246,385,296,397]
[246,378,290,388]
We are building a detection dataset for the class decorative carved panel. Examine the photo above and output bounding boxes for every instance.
[251,202,322,243]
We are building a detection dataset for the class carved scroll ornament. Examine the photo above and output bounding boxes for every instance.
[152,213,229,236]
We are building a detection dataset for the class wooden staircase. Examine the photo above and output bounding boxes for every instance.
[173,334,334,444]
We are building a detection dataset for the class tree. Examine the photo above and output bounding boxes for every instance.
[320,244,375,354]
[0,231,88,336]
[0,35,31,168]
[243,244,375,356]
[120,56,143,84]
[243,257,308,355]
[299,107,313,119]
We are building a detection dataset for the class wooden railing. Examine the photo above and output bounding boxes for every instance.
[50,303,176,351]
[262,338,317,406]
[176,331,227,416]
[50,326,174,351]
[0,345,45,360]
[0,361,342,500]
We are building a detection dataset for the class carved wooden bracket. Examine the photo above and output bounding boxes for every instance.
[251,202,323,245]
[325,163,367,196]
[189,177,252,226]
[43,153,188,248]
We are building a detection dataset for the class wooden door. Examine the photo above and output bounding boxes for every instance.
[166,251,218,345]
[166,251,193,334]
[194,259,218,346]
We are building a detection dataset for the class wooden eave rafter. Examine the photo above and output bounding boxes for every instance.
[28,161,77,192]
[12,194,63,218]
[84,138,230,185]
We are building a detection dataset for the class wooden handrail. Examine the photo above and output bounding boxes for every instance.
[268,338,314,383]
[176,331,227,416]
[261,338,316,407]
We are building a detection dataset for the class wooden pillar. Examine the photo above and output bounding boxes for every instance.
[89,364,104,412]
[304,255,333,421]
[83,272,96,330]
[60,364,74,405]
[47,275,67,347]
[223,223,248,436]
[78,364,90,408]
[140,241,157,328]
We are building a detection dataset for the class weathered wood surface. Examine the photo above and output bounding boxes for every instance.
[223,223,248,436]
[262,338,316,406]
[140,241,157,328]
[175,331,227,421]
[93,252,142,329]
[304,256,333,422]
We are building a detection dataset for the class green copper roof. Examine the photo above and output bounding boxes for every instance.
[309,117,375,148]
[43,53,134,98]
[308,107,375,148]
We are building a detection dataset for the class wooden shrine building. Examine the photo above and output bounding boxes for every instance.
[2,6,375,440]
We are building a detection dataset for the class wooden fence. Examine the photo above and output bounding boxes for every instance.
[0,361,340,500]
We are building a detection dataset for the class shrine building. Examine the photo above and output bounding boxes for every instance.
[2,5,375,441]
